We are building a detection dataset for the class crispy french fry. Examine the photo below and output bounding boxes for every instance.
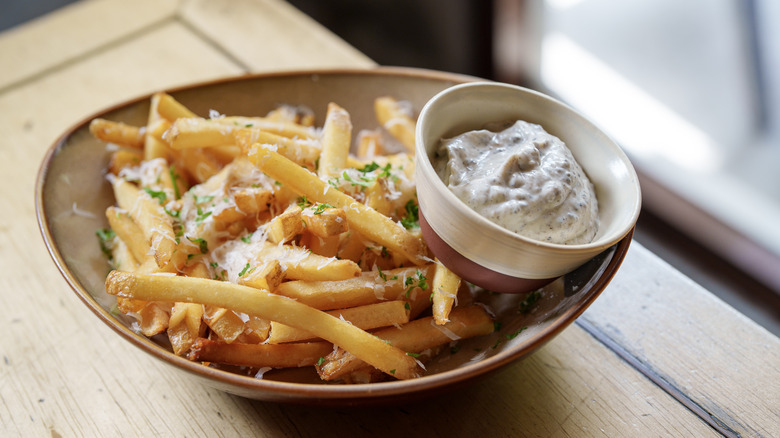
[234,129,320,169]
[109,238,139,272]
[300,233,340,258]
[266,205,304,244]
[318,103,351,178]
[268,300,410,344]
[144,93,171,161]
[136,301,171,337]
[164,118,235,149]
[111,178,176,268]
[105,207,149,263]
[188,339,332,368]
[214,116,317,140]
[256,240,360,282]
[432,258,461,325]
[265,104,315,127]
[301,205,348,237]
[90,118,145,149]
[355,129,385,159]
[374,97,416,152]
[107,149,144,176]
[274,265,433,310]
[202,306,245,344]
[237,260,284,291]
[167,302,205,355]
[156,92,198,121]
[317,305,494,381]
[247,146,426,265]
[106,271,421,379]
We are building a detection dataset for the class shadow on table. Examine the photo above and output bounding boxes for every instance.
[234,347,572,437]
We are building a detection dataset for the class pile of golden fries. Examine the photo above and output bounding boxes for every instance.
[92,92,494,383]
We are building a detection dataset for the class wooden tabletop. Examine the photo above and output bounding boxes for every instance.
[2,1,777,436]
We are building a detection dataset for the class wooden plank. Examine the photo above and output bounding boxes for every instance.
[0,0,179,90]
[581,244,780,437]
[178,0,376,72]
[2,282,719,437]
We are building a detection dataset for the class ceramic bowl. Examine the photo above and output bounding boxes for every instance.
[36,68,634,405]
[415,82,641,294]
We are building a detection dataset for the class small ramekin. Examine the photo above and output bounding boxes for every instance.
[414,82,641,293]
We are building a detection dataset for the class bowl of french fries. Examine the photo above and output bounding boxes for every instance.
[415,82,642,294]
[36,68,633,405]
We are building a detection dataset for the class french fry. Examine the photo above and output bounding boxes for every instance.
[167,302,205,355]
[317,305,494,381]
[188,339,332,368]
[156,92,197,121]
[109,238,139,273]
[301,205,348,237]
[105,207,149,263]
[144,93,171,161]
[89,118,145,149]
[355,129,385,159]
[265,104,315,127]
[202,306,245,344]
[256,240,360,282]
[164,117,235,150]
[274,265,433,310]
[268,300,410,344]
[105,271,421,379]
[237,260,284,291]
[111,178,176,268]
[431,259,461,325]
[107,149,144,175]
[136,301,171,337]
[374,96,416,152]
[246,146,426,265]
[214,116,318,140]
[318,103,351,178]
[234,129,320,169]
[265,204,304,244]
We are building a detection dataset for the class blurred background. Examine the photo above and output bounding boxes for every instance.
[4,0,778,334]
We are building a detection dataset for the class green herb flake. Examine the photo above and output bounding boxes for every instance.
[96,228,116,259]
[238,263,255,277]
[188,237,208,254]
[400,199,419,229]
[406,352,421,358]
[316,357,326,367]
[143,187,167,205]
[312,203,335,215]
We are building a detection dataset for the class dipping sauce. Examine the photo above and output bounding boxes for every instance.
[434,120,599,244]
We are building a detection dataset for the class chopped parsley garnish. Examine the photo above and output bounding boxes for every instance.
[400,199,419,229]
[311,203,335,215]
[342,171,372,189]
[297,196,311,209]
[492,326,528,349]
[168,165,181,200]
[143,187,167,205]
[195,207,212,223]
[195,195,214,204]
[518,289,542,314]
[96,228,115,259]
[404,270,428,298]
[406,352,421,358]
[188,237,208,254]
[238,263,255,277]
[316,357,326,366]
[240,233,253,243]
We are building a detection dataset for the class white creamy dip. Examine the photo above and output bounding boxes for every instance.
[434,120,599,244]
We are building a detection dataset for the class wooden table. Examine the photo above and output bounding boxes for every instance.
[1,1,777,436]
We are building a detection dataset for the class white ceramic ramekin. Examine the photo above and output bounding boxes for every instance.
[415,82,641,293]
